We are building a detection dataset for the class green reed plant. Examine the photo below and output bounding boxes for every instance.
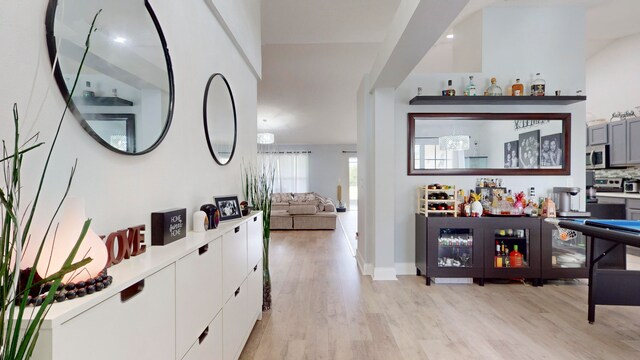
[242,158,276,310]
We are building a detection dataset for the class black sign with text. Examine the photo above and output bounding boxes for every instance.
[151,208,187,246]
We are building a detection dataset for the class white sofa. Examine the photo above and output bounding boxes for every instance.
[270,192,337,230]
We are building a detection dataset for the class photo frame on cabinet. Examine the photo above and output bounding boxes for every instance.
[214,195,242,221]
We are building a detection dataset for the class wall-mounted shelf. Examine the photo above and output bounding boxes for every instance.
[74,96,134,106]
[409,95,586,106]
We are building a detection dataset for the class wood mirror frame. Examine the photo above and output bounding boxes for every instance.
[408,112,571,176]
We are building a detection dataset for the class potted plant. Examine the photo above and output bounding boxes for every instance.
[242,159,276,310]
[0,11,100,360]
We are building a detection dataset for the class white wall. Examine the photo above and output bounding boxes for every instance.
[452,9,482,73]
[267,144,357,205]
[357,76,374,275]
[386,6,587,275]
[207,0,262,78]
[586,32,640,121]
[0,0,258,240]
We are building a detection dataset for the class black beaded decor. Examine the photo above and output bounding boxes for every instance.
[16,268,112,307]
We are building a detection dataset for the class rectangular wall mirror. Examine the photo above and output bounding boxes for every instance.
[408,113,571,175]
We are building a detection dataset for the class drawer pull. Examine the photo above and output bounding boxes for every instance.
[234,287,241,297]
[253,216,257,222]
[120,279,145,303]
[198,326,209,344]
[235,226,240,233]
[199,244,208,255]
[254,264,258,272]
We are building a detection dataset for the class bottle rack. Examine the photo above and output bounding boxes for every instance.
[417,185,458,217]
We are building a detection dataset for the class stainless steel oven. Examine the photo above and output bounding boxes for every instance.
[586,145,608,169]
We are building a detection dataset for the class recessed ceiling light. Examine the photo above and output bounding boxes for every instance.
[446,34,454,39]
[113,37,127,44]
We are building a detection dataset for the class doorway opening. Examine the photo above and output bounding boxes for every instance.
[348,157,358,210]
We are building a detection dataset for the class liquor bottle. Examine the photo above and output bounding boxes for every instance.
[83,81,95,98]
[510,245,523,267]
[504,248,510,267]
[531,73,546,96]
[465,76,477,96]
[495,241,503,267]
[486,77,502,96]
[511,79,524,96]
[444,80,456,96]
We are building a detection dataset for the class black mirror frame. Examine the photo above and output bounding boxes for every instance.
[44,0,175,155]
[408,112,572,176]
[202,73,238,166]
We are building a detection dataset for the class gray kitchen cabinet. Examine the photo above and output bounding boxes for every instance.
[626,199,640,220]
[627,117,640,164]
[627,209,640,220]
[587,123,608,145]
[609,120,628,166]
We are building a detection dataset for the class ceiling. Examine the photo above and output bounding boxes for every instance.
[258,0,640,145]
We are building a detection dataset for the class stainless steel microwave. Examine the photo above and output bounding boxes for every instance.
[586,145,608,169]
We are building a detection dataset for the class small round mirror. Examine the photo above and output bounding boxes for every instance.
[45,0,174,155]
[203,73,237,166]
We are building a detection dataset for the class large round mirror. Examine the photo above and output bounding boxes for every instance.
[45,0,174,155]
[203,73,237,166]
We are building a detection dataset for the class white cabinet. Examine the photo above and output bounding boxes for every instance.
[223,224,248,302]
[248,259,263,325]
[182,311,223,360]
[223,280,248,360]
[247,213,263,274]
[29,212,263,360]
[48,265,176,360]
[176,238,222,359]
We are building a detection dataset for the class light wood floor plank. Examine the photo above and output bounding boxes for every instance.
[240,228,640,360]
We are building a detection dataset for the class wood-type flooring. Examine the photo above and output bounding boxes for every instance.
[240,229,640,359]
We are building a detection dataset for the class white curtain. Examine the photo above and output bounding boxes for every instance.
[273,152,309,193]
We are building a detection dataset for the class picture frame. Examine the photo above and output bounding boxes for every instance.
[214,195,242,221]
[540,132,563,168]
[503,140,519,168]
[518,130,540,169]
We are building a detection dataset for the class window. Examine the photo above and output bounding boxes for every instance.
[270,152,309,193]
[414,144,454,169]
[348,157,358,210]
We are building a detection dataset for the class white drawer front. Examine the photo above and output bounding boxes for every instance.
[222,224,247,302]
[223,280,248,360]
[53,265,176,360]
[248,259,263,327]
[247,213,263,274]
[182,310,222,360]
[176,238,222,359]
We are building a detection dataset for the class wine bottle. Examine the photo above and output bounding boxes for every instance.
[531,73,546,96]
[510,245,523,267]
[512,79,524,96]
[444,80,456,96]
[495,241,502,267]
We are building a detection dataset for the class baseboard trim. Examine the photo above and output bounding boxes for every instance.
[395,262,416,275]
[356,253,373,276]
[373,267,397,281]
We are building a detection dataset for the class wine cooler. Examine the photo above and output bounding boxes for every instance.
[418,216,485,286]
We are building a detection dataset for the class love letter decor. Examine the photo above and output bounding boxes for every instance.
[151,208,187,246]
[101,225,147,268]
